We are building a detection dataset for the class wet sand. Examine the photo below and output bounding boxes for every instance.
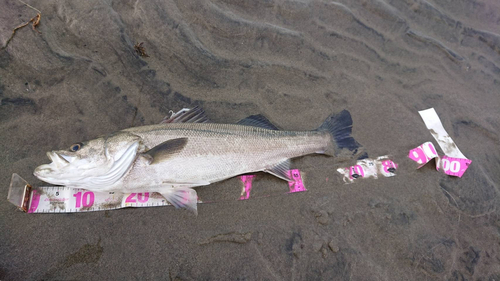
[1,0,500,279]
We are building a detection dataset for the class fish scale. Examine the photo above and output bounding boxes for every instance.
[118,123,328,191]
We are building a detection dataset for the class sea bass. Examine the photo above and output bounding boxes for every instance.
[34,107,361,213]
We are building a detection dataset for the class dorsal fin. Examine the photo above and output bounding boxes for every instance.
[160,106,209,124]
[142,138,188,165]
[237,114,279,130]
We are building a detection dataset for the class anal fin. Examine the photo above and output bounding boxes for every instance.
[265,159,293,182]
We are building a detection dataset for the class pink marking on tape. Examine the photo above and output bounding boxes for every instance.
[28,189,40,213]
[381,160,398,173]
[239,175,255,200]
[349,165,365,180]
[287,169,307,193]
[439,155,472,178]
[409,142,471,177]
[408,142,439,168]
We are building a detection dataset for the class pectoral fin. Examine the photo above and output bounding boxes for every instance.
[160,187,198,215]
[142,138,188,164]
[265,159,293,181]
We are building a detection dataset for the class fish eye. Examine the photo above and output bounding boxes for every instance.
[70,143,83,152]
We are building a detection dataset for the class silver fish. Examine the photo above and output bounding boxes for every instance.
[34,107,361,213]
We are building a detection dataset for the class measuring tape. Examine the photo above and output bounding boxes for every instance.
[408,108,472,178]
[7,170,307,214]
[409,142,472,177]
[336,155,398,184]
[7,173,178,213]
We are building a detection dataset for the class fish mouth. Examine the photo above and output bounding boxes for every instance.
[33,152,67,179]
[56,152,76,163]
[46,151,77,164]
[46,151,68,164]
[54,152,68,162]
[34,152,81,184]
[33,164,49,177]
[33,152,72,179]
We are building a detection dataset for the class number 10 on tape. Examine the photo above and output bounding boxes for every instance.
[73,191,95,208]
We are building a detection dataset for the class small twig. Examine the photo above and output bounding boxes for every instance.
[134,42,149,57]
[1,0,42,50]
[31,13,41,33]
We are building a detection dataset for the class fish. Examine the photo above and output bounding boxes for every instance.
[34,107,362,213]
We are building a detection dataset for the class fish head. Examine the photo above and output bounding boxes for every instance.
[34,133,142,188]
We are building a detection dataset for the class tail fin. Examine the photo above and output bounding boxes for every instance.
[317,110,362,156]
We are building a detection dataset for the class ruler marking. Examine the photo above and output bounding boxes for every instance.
[13,171,307,214]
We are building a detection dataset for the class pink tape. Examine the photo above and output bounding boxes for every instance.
[337,156,398,183]
[239,175,255,200]
[287,169,307,193]
[408,142,439,168]
[409,142,471,178]
[28,189,40,213]
[438,155,472,178]
[239,170,306,199]
[348,165,365,180]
